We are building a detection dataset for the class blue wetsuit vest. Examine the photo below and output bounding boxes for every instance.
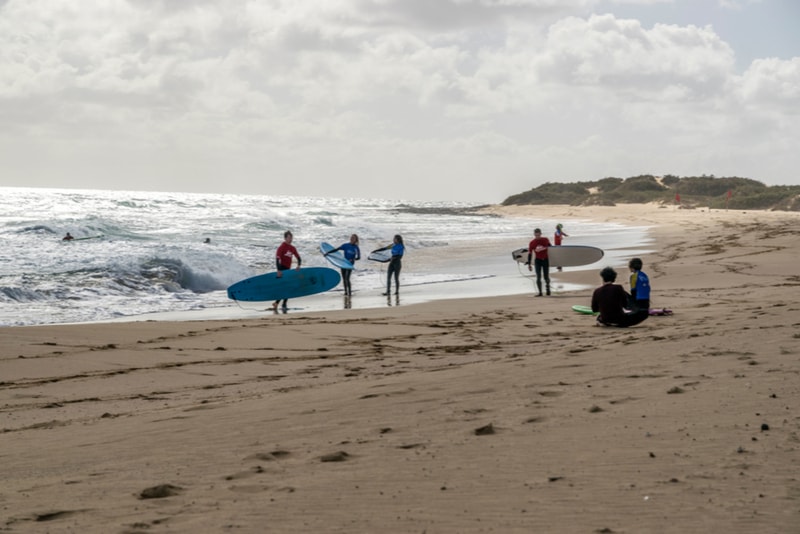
[631,270,651,301]
[338,243,361,263]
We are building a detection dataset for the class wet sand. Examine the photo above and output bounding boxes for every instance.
[1,203,799,533]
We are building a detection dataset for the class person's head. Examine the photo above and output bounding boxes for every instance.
[283,230,293,243]
[349,234,359,244]
[628,258,643,271]
[534,228,542,237]
[600,266,617,283]
[394,234,403,244]
[556,224,563,230]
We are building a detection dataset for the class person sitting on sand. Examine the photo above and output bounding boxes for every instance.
[591,266,649,328]
[628,257,651,312]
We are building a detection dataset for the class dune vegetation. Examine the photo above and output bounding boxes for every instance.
[502,175,800,211]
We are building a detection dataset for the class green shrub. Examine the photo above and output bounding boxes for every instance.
[501,175,797,211]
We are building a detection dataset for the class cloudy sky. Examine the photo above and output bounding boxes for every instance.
[1,0,798,202]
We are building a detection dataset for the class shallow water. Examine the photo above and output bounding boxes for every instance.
[0,187,653,325]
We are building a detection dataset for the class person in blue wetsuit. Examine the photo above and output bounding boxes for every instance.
[628,257,651,311]
[376,234,404,296]
[325,234,361,296]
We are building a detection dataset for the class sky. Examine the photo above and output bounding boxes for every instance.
[1,0,798,203]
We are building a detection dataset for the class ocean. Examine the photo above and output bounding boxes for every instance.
[0,187,653,326]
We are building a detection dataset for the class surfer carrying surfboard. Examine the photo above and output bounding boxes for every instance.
[273,230,302,311]
[325,234,361,297]
[375,234,405,296]
[591,267,648,328]
[554,224,569,271]
[527,228,551,297]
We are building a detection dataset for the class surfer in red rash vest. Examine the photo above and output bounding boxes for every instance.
[527,228,551,296]
[273,230,301,311]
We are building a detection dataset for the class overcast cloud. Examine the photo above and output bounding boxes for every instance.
[1,0,798,201]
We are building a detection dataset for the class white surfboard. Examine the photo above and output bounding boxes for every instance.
[511,245,604,267]
[367,249,393,263]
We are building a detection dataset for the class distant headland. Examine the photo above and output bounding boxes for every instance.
[502,175,800,211]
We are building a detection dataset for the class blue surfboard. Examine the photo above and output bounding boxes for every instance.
[320,242,354,270]
[227,267,341,302]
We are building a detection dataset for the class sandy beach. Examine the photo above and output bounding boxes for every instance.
[2,203,799,533]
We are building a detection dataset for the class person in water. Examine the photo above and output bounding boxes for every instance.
[273,230,302,311]
[591,266,649,328]
[553,223,569,271]
[375,234,404,296]
[325,234,361,297]
[527,228,551,296]
[628,257,651,311]
[62,232,74,241]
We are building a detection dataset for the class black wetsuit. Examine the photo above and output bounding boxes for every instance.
[386,243,404,294]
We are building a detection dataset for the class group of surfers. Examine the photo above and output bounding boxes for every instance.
[66,224,653,325]
[271,230,405,311]
[526,224,652,328]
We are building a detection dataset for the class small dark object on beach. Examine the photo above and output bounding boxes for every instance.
[321,451,349,462]
[139,484,182,499]
[474,423,495,435]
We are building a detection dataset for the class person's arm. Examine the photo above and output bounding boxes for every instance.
[295,249,302,270]
[355,246,361,261]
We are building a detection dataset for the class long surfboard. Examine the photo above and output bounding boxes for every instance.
[227,267,341,302]
[367,248,392,263]
[512,245,604,267]
[320,242,354,270]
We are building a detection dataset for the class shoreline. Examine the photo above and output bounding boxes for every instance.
[51,206,657,326]
[2,203,799,532]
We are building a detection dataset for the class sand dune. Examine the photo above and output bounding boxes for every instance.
[2,204,799,533]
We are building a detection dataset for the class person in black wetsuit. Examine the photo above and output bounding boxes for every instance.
[325,234,361,297]
[375,234,404,296]
[591,266,649,328]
